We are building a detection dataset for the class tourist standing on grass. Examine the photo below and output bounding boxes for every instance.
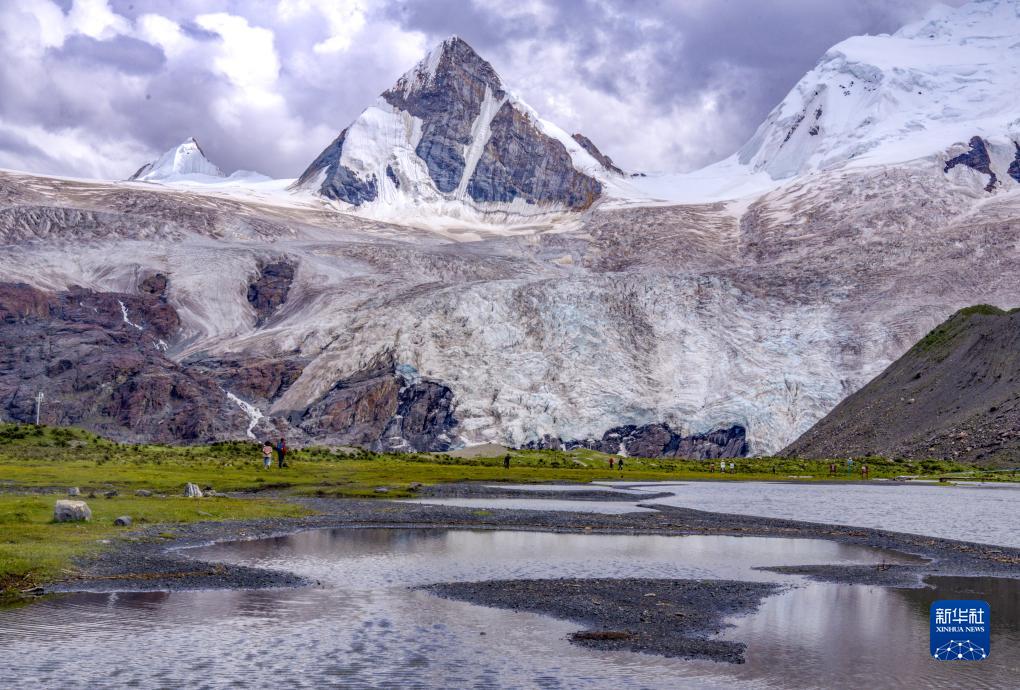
[262,442,273,470]
[618,457,624,471]
[276,437,287,468]
[504,454,511,469]
[609,457,615,469]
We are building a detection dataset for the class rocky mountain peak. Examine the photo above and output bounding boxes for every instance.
[386,36,504,105]
[294,37,609,217]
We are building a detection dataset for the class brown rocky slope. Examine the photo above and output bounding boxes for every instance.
[783,306,1020,467]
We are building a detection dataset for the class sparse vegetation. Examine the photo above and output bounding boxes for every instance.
[0,422,1005,601]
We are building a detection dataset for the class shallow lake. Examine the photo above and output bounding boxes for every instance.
[0,528,1016,689]
[410,480,1020,548]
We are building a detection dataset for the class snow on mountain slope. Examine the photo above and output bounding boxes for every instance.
[2,2,1020,454]
[129,137,226,182]
[738,0,1020,180]
[293,37,616,224]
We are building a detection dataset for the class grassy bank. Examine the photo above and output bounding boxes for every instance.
[0,422,1002,599]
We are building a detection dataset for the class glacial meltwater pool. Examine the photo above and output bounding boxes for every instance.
[409,480,1020,548]
[0,528,1016,689]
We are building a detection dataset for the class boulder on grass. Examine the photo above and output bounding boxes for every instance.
[134,489,152,497]
[114,515,132,527]
[54,500,92,522]
[67,487,80,496]
[184,483,203,498]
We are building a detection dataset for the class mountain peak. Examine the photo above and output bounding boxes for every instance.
[736,0,1020,180]
[129,137,224,182]
[295,37,610,217]
[386,36,503,105]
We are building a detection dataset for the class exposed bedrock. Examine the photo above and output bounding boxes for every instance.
[571,133,624,175]
[184,355,307,405]
[138,272,169,298]
[943,136,998,192]
[467,102,602,210]
[246,259,295,326]
[1009,141,1020,184]
[296,359,458,452]
[382,36,505,194]
[294,129,379,206]
[526,424,749,459]
[0,282,245,443]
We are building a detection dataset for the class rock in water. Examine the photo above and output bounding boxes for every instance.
[67,487,80,496]
[54,500,92,522]
[184,483,203,498]
[114,515,132,526]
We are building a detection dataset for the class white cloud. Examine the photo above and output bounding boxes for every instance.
[67,0,130,40]
[0,117,151,179]
[277,0,370,54]
[195,13,282,110]
[136,14,192,60]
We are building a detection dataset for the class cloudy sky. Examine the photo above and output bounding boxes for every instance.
[0,0,966,180]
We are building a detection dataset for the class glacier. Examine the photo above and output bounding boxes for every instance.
[1,1,1020,453]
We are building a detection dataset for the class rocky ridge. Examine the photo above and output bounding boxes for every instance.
[783,306,1020,465]
[295,37,607,214]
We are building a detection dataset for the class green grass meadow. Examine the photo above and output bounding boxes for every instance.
[0,422,1004,600]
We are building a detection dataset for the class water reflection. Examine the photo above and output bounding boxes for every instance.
[0,529,1015,689]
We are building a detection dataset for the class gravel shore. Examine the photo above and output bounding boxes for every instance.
[423,578,782,663]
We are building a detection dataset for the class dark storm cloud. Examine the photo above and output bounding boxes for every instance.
[50,34,165,74]
[0,0,968,179]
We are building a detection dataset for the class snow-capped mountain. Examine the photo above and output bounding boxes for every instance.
[1,1,1020,458]
[737,0,1020,182]
[294,37,619,221]
[129,137,225,182]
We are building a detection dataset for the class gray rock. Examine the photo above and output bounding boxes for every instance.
[247,260,295,327]
[571,133,624,175]
[183,483,203,498]
[374,486,390,493]
[293,128,378,205]
[54,499,92,522]
[67,487,80,496]
[466,101,601,210]
[527,424,748,459]
[134,489,152,497]
[114,515,132,526]
[103,489,118,498]
[299,357,458,452]
[943,136,997,192]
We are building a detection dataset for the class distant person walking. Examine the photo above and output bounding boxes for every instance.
[617,457,624,471]
[609,457,615,469]
[728,462,735,473]
[720,460,726,473]
[276,437,287,468]
[503,454,511,469]
[262,442,273,470]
